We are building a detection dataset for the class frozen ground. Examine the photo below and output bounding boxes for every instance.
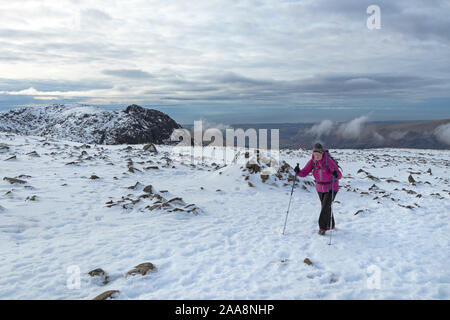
[0,132,449,299]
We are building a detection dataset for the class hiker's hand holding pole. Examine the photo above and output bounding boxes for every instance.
[294,164,300,176]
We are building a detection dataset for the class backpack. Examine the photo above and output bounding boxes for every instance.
[312,150,343,173]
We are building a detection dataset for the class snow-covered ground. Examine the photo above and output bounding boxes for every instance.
[0,132,449,299]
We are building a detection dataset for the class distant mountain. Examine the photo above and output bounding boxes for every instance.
[0,104,181,145]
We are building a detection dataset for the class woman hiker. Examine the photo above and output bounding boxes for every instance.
[294,143,342,235]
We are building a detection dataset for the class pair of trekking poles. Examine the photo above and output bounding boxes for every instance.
[282,163,336,245]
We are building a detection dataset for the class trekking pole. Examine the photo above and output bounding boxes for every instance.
[328,176,336,245]
[282,164,299,235]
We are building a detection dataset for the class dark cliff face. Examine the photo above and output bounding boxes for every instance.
[0,104,182,145]
[112,104,181,144]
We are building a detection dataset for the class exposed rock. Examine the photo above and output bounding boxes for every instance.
[26,151,40,157]
[3,177,26,184]
[427,168,432,175]
[126,262,157,277]
[92,290,119,300]
[128,182,141,190]
[143,185,153,194]
[261,174,269,183]
[408,175,416,184]
[144,166,159,170]
[248,182,254,187]
[88,268,110,285]
[4,155,16,161]
[354,209,364,216]
[303,258,313,266]
[386,179,400,183]
[128,167,142,173]
[143,143,158,153]
[246,162,261,174]
[89,175,100,180]
[0,143,9,152]
[26,195,37,201]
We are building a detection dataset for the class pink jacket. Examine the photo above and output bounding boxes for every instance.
[296,151,342,193]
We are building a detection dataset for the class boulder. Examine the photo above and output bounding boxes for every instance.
[3,177,26,184]
[143,143,158,153]
[143,185,153,194]
[88,268,110,285]
[126,262,157,277]
[303,258,313,266]
[92,290,119,300]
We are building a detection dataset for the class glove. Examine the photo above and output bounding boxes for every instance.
[332,169,338,178]
[294,163,300,175]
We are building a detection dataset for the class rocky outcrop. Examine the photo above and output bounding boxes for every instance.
[0,104,181,145]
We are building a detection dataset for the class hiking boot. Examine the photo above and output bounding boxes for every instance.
[318,229,326,236]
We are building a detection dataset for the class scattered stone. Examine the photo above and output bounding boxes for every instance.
[144,166,159,170]
[427,168,432,175]
[408,175,416,184]
[143,143,158,153]
[303,258,313,266]
[3,177,27,184]
[4,155,16,161]
[128,182,141,190]
[261,174,269,183]
[143,185,153,194]
[88,268,110,285]
[248,182,254,187]
[92,290,120,300]
[26,195,37,201]
[26,151,40,157]
[386,179,400,183]
[128,167,141,173]
[246,162,261,174]
[126,262,157,277]
[354,209,364,216]
[89,175,100,180]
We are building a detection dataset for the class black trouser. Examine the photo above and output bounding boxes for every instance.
[317,190,338,230]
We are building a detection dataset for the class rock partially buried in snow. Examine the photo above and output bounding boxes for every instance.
[89,175,100,180]
[143,143,158,153]
[408,174,416,184]
[3,177,27,184]
[303,258,313,266]
[92,290,120,300]
[88,268,110,285]
[126,262,157,277]
[143,185,153,194]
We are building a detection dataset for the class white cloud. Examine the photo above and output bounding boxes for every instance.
[434,123,450,145]
[338,115,369,139]
[307,119,334,137]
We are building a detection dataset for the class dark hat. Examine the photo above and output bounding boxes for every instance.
[313,143,323,153]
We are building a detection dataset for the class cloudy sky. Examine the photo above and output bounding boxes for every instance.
[0,0,449,123]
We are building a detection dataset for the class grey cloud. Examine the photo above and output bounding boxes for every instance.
[102,69,154,79]
[0,78,112,92]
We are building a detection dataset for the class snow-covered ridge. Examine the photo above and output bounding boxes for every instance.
[0,104,181,145]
